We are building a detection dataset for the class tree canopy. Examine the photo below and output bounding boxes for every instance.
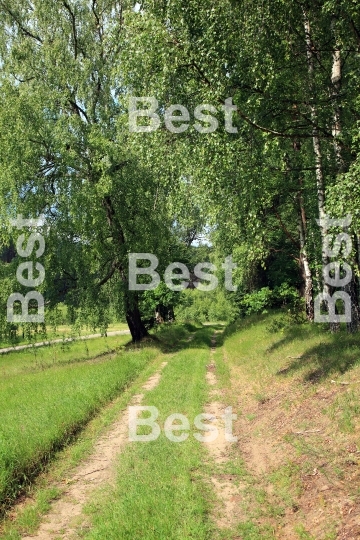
[1,0,360,339]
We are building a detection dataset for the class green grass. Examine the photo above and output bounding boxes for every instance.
[217,311,360,538]
[328,389,360,433]
[82,326,215,540]
[3,314,360,538]
[0,321,129,349]
[0,341,156,510]
[224,310,360,383]
[0,333,130,377]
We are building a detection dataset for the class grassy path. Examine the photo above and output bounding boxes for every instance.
[80,325,215,540]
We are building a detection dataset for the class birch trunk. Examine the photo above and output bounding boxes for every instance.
[330,24,359,332]
[303,11,339,331]
[298,181,314,321]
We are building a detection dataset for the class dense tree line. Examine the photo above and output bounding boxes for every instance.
[0,0,359,340]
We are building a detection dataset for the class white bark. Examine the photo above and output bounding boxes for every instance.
[303,12,329,291]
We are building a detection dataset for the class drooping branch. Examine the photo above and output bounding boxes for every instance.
[0,1,43,43]
[97,260,117,287]
[63,1,78,59]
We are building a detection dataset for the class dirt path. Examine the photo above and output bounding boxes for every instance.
[22,361,168,540]
[0,330,130,355]
[204,332,243,529]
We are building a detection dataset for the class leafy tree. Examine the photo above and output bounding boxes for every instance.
[0,0,175,341]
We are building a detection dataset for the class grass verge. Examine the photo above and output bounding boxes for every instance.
[211,311,360,539]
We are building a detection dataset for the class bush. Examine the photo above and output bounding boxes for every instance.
[273,283,300,306]
[240,287,273,315]
[240,283,300,317]
[175,289,236,323]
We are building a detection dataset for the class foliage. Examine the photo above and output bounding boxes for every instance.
[175,288,236,322]
[240,287,274,316]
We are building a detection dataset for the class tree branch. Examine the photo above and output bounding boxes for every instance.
[68,99,89,122]
[102,195,126,246]
[0,2,43,43]
[63,0,78,59]
[349,18,360,49]
[97,260,117,287]
[272,207,300,249]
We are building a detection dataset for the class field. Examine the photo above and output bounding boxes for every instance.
[1,316,360,539]
[0,322,129,350]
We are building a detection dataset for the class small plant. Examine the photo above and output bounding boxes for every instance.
[294,524,315,539]
[266,316,287,333]
[254,392,269,404]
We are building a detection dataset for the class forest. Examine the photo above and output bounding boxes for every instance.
[1,0,360,340]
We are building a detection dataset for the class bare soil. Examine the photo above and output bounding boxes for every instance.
[204,333,245,530]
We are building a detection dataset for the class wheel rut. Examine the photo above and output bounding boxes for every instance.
[204,332,243,530]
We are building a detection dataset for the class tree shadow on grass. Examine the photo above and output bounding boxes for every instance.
[266,323,324,355]
[274,326,360,383]
[125,323,225,354]
[223,313,271,341]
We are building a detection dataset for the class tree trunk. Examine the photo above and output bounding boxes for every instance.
[304,11,339,331]
[331,47,343,169]
[101,194,149,342]
[330,22,359,332]
[344,270,359,333]
[343,232,360,333]
[125,293,148,342]
[298,186,314,321]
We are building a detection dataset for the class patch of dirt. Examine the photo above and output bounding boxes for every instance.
[21,362,168,540]
[204,333,243,529]
[141,362,167,391]
[240,437,280,475]
[211,477,244,529]
[227,361,360,539]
